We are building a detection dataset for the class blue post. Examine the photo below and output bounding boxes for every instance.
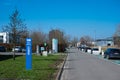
[26,38,32,70]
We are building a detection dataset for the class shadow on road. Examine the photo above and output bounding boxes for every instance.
[109,58,120,60]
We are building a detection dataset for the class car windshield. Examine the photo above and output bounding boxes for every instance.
[111,49,120,53]
[93,48,99,51]
[15,46,21,48]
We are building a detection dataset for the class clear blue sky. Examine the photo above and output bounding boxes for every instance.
[0,0,120,39]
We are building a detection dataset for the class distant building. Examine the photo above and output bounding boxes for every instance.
[96,37,114,46]
[0,32,10,43]
[0,32,20,44]
[77,42,81,47]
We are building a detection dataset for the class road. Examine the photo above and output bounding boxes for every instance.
[61,48,120,80]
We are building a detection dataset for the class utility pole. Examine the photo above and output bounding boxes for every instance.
[94,30,96,47]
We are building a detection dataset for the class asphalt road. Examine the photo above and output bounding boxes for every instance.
[61,48,120,80]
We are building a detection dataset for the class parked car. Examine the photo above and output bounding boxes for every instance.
[21,47,26,53]
[12,46,22,52]
[86,47,92,53]
[92,48,100,55]
[0,46,6,52]
[104,48,120,59]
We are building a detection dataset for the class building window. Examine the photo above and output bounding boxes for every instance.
[0,36,3,43]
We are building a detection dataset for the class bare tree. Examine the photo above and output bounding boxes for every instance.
[80,36,93,47]
[30,30,47,52]
[49,29,67,52]
[64,35,71,47]
[113,25,120,47]
[20,30,29,47]
[71,37,78,47]
[2,9,27,60]
[80,37,86,45]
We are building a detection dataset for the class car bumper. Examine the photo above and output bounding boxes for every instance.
[109,54,120,58]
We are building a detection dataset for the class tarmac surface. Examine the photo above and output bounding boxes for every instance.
[61,48,120,80]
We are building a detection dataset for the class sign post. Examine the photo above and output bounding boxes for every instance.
[26,38,32,70]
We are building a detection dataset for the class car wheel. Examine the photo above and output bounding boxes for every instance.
[104,54,107,58]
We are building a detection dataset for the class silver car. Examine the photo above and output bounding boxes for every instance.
[12,46,22,52]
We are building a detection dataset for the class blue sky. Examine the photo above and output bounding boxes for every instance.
[0,0,120,39]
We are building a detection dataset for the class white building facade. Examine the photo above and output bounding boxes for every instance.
[0,32,10,43]
[96,37,114,46]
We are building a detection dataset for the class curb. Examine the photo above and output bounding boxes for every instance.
[56,52,68,80]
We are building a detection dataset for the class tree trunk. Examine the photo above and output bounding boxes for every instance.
[13,51,15,60]
[13,44,16,60]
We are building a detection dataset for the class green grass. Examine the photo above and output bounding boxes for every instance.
[0,54,65,80]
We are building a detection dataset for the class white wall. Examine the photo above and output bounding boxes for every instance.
[0,32,9,43]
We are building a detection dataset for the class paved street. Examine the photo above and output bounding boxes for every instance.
[61,48,120,80]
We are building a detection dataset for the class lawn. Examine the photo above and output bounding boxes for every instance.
[0,54,65,80]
